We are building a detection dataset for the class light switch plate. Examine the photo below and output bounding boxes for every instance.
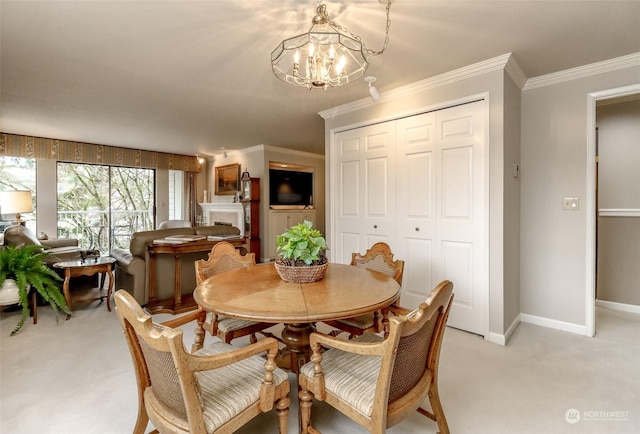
[563,197,579,210]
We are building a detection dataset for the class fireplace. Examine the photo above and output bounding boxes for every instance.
[200,203,244,237]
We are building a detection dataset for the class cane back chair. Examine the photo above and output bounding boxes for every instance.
[114,289,290,434]
[194,241,273,344]
[324,242,405,338]
[299,280,453,434]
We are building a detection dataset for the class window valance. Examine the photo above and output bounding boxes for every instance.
[0,133,201,172]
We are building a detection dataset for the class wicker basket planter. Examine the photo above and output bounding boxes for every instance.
[274,261,328,283]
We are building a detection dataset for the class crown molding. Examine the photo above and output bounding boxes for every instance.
[504,54,527,89]
[523,52,640,91]
[261,144,325,159]
[320,53,515,120]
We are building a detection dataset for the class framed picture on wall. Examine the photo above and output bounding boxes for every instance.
[215,163,240,195]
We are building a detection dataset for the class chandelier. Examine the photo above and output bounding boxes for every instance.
[271,1,393,90]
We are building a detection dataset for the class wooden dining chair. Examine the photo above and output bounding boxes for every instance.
[114,289,291,434]
[324,242,405,338]
[194,241,274,344]
[299,280,453,434]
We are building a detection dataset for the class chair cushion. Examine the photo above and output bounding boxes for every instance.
[300,333,383,417]
[194,342,289,432]
[217,316,266,333]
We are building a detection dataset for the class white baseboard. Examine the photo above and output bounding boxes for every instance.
[596,299,640,314]
[520,313,587,336]
[487,314,521,346]
[487,332,504,345]
[504,314,522,343]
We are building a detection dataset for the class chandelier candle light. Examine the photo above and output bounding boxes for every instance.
[271,0,394,90]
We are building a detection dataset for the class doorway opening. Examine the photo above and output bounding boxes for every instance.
[586,84,640,336]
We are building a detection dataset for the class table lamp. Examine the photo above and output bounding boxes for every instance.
[0,190,33,225]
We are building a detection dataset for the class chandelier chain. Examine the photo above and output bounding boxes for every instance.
[322,0,392,57]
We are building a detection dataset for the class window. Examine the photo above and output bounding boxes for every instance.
[57,163,155,252]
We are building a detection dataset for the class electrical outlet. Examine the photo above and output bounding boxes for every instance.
[563,197,579,210]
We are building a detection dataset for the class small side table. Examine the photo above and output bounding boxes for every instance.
[53,257,116,317]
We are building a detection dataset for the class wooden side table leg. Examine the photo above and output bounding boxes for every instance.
[63,270,72,320]
[31,290,38,324]
[174,254,181,308]
[106,268,114,312]
[148,252,157,304]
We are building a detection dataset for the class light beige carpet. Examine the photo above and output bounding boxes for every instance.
[1,297,638,433]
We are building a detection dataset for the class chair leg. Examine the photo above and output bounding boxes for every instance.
[249,333,258,344]
[427,383,450,434]
[191,314,206,352]
[133,393,150,434]
[276,396,290,434]
[298,389,314,434]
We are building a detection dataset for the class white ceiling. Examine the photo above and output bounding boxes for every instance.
[1,1,639,156]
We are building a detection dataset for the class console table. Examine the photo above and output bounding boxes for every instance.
[146,237,245,314]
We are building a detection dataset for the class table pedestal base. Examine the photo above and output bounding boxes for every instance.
[275,323,316,374]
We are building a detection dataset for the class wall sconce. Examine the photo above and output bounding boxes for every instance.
[197,155,205,164]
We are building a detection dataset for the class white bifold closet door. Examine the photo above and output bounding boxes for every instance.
[334,100,487,336]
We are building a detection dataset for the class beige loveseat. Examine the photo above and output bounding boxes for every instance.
[111,225,241,305]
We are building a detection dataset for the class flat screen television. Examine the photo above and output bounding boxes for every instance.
[269,168,313,207]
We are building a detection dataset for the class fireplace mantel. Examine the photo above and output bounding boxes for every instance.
[200,203,244,237]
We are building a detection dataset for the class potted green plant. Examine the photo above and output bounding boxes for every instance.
[0,244,71,335]
[275,220,329,283]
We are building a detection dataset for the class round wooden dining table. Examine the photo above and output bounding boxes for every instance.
[193,262,400,373]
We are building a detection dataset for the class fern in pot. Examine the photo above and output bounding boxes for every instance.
[275,220,328,283]
[0,244,71,335]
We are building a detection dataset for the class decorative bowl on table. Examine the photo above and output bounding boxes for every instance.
[275,220,329,284]
[274,258,328,283]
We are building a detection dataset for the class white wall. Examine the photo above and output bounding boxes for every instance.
[520,65,640,328]
[503,73,522,331]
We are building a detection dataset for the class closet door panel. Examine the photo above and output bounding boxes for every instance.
[435,102,487,335]
[403,238,434,301]
[439,144,475,241]
[441,240,473,307]
[334,121,396,263]
[340,160,360,217]
[340,232,361,264]
[396,113,437,299]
